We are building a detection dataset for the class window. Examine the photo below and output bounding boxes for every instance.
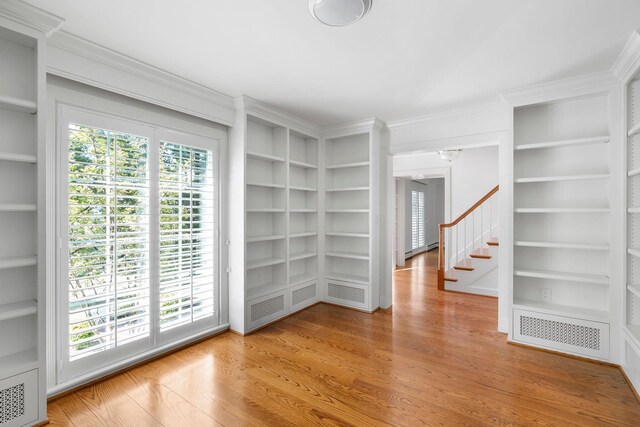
[59,107,219,382]
[411,190,425,250]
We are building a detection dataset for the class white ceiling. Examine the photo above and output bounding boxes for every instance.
[25,0,640,126]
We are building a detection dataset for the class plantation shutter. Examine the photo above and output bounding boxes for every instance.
[411,190,425,250]
[159,140,217,331]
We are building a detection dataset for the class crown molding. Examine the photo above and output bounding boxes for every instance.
[612,29,640,84]
[501,71,617,107]
[0,0,64,36]
[386,101,506,131]
[237,95,321,137]
[322,117,386,139]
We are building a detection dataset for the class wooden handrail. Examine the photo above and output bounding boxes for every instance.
[437,185,499,290]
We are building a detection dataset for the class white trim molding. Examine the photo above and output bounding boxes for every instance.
[501,71,618,107]
[612,29,640,85]
[238,95,321,137]
[47,31,235,125]
[322,117,386,139]
[0,0,64,36]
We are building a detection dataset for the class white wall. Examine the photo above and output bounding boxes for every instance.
[394,145,499,219]
[419,178,445,248]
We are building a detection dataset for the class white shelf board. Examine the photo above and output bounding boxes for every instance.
[514,174,609,183]
[0,95,37,114]
[628,248,640,259]
[0,152,37,163]
[628,123,640,137]
[628,284,640,299]
[514,208,609,214]
[325,272,369,286]
[514,268,609,285]
[290,252,317,262]
[290,209,317,213]
[514,136,610,151]
[326,187,370,192]
[0,256,37,270]
[625,324,640,350]
[628,168,640,177]
[513,299,609,323]
[514,241,609,251]
[629,207,640,214]
[326,252,370,261]
[326,232,370,238]
[246,208,285,213]
[289,159,317,169]
[247,283,287,300]
[326,209,369,213]
[326,161,370,170]
[0,300,37,321]
[0,204,37,212]
[289,273,317,287]
[290,186,317,192]
[0,347,38,379]
[246,257,286,270]
[290,232,317,238]
[246,151,285,162]
[246,235,285,243]
[246,182,285,189]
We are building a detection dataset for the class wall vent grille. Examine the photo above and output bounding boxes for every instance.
[292,283,316,306]
[328,283,365,304]
[0,383,25,424]
[250,295,284,323]
[520,315,600,350]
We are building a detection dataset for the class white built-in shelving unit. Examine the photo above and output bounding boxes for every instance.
[510,91,615,360]
[0,9,55,425]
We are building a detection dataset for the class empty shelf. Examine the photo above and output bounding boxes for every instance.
[246,257,286,270]
[290,209,317,213]
[290,252,317,262]
[246,151,285,162]
[290,186,317,192]
[246,235,285,243]
[629,207,640,214]
[629,248,640,259]
[0,204,37,212]
[326,161,370,169]
[0,95,37,114]
[628,123,640,137]
[626,325,640,349]
[628,284,640,299]
[326,252,370,260]
[326,232,369,238]
[326,209,369,213]
[290,232,318,238]
[0,348,38,379]
[514,208,609,213]
[325,272,369,285]
[289,273,317,287]
[513,299,609,323]
[0,256,37,270]
[0,300,37,321]
[326,187,370,192]
[514,268,609,285]
[629,168,640,177]
[246,182,285,189]
[514,241,609,251]
[247,283,287,300]
[289,160,317,169]
[514,136,609,151]
[0,152,37,163]
[246,208,285,213]
[515,174,609,183]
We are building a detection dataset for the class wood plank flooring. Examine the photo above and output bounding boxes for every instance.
[49,251,640,426]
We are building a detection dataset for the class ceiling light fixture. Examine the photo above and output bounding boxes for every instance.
[437,149,462,163]
[308,0,373,27]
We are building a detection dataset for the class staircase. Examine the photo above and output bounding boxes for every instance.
[437,186,499,296]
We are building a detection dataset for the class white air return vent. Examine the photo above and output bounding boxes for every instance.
[513,309,609,359]
[290,282,318,313]
[247,292,288,331]
[0,370,38,427]
[325,281,368,310]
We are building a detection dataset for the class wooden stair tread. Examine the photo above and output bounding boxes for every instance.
[469,248,492,259]
[487,237,499,246]
[453,259,474,271]
[444,269,458,282]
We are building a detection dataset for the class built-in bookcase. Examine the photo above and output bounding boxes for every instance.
[0,20,48,427]
[511,93,613,360]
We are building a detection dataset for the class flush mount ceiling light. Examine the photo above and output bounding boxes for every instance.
[308,0,373,27]
[438,149,462,162]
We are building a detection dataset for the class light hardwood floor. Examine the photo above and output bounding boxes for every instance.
[49,251,640,426]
